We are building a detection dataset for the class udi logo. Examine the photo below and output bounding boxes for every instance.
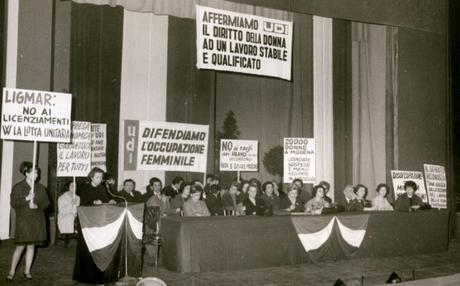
[263,21,289,35]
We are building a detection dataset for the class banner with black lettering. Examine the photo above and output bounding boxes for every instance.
[1,87,72,142]
[57,121,92,177]
[124,120,209,172]
[196,5,293,80]
[283,138,315,183]
[391,170,428,203]
[424,164,447,209]
[220,139,258,171]
[91,123,107,171]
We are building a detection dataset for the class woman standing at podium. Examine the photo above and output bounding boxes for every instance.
[6,161,49,282]
[73,167,117,284]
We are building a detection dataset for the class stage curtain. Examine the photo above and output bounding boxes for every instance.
[214,12,312,183]
[166,12,311,185]
[69,3,123,176]
[71,0,446,34]
[350,22,387,199]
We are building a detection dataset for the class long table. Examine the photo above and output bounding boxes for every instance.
[160,210,449,273]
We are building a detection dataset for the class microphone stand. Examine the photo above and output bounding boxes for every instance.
[107,187,139,286]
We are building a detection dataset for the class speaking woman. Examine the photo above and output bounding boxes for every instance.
[73,167,117,284]
[7,161,49,281]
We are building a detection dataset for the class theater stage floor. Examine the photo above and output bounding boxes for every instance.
[0,238,459,286]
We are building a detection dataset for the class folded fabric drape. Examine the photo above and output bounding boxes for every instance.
[72,0,292,20]
[291,214,369,262]
[78,204,144,271]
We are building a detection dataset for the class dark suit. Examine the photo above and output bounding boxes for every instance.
[163,185,179,198]
[243,197,267,216]
[279,196,305,212]
[205,194,223,216]
[394,193,423,212]
[116,189,147,203]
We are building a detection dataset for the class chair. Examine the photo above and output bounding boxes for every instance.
[143,206,162,267]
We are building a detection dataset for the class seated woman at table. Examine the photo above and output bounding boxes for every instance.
[243,184,268,216]
[370,183,394,211]
[279,184,305,212]
[221,182,244,215]
[304,185,330,214]
[238,180,250,203]
[353,184,372,211]
[170,182,191,213]
[260,181,280,210]
[394,180,423,212]
[183,185,210,217]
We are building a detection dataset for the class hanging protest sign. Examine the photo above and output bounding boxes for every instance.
[57,121,92,177]
[220,139,258,171]
[91,123,107,171]
[423,164,447,209]
[1,87,72,142]
[196,5,293,80]
[124,120,209,172]
[283,138,315,183]
[391,170,428,203]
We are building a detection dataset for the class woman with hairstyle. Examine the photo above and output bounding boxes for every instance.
[243,184,267,215]
[221,182,244,215]
[238,180,250,203]
[183,185,210,217]
[73,167,117,284]
[353,184,372,211]
[170,182,191,212]
[319,180,333,204]
[261,181,280,210]
[304,185,331,214]
[7,162,49,281]
[370,183,394,211]
[279,184,305,212]
[394,180,423,212]
[58,181,80,244]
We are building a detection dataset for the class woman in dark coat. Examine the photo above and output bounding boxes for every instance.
[7,161,49,281]
[73,167,117,284]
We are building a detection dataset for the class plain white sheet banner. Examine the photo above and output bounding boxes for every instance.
[391,170,428,203]
[283,138,315,183]
[124,120,209,172]
[57,121,92,177]
[196,5,293,80]
[1,87,72,142]
[424,164,447,209]
[220,139,258,171]
[91,123,107,171]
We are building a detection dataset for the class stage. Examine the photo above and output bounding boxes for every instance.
[161,210,449,273]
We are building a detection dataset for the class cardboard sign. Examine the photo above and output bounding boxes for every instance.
[124,120,209,172]
[391,170,428,203]
[91,123,107,171]
[57,121,92,177]
[196,5,293,80]
[220,139,258,171]
[283,138,315,183]
[424,164,447,209]
[1,87,72,142]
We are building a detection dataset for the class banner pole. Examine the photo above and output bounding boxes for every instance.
[31,141,37,194]
[203,172,206,185]
[237,171,240,183]
[73,176,76,200]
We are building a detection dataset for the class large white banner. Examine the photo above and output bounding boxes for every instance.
[220,139,258,171]
[124,120,209,172]
[1,87,72,142]
[424,164,447,209]
[57,121,92,177]
[196,5,293,80]
[283,138,315,183]
[390,170,428,203]
[91,123,107,171]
